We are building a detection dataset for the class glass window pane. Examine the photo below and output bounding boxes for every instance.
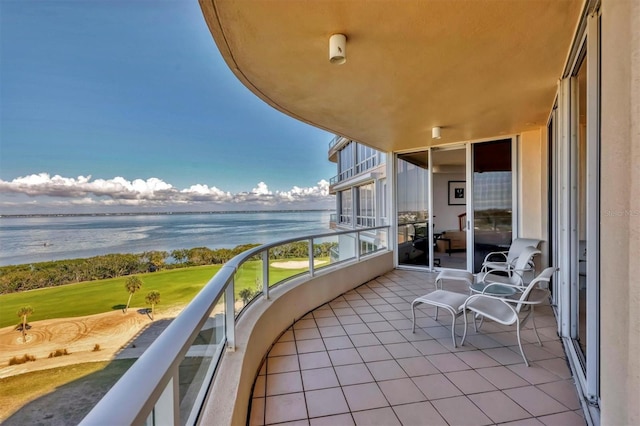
[432,148,466,270]
[576,56,588,359]
[473,140,512,272]
[396,152,429,267]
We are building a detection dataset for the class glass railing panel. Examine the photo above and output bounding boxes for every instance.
[312,236,339,272]
[83,226,391,425]
[330,233,357,263]
[234,254,264,316]
[376,228,390,252]
[178,292,226,425]
[359,228,388,257]
[268,240,311,287]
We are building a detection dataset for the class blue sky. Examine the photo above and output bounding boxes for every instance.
[0,0,336,214]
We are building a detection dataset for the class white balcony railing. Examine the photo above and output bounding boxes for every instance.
[81,226,390,425]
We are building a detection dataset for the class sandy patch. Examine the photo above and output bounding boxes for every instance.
[0,308,178,379]
[271,260,328,269]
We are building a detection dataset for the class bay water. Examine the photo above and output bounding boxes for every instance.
[0,210,333,267]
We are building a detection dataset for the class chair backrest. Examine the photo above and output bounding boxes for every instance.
[516,266,557,312]
[506,245,541,284]
[506,238,542,263]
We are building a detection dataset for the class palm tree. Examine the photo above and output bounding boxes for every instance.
[145,290,160,320]
[17,306,33,342]
[239,288,253,306]
[124,276,143,313]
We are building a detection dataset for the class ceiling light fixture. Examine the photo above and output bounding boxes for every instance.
[432,127,441,139]
[329,34,346,64]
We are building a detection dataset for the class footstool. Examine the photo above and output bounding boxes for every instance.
[411,290,469,347]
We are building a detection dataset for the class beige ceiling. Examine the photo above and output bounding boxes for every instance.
[199,0,583,153]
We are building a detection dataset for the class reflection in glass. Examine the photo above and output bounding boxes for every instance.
[236,258,263,316]
[396,152,430,267]
[472,140,513,272]
[576,57,588,359]
[179,294,226,424]
[432,148,467,270]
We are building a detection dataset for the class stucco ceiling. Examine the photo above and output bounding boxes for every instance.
[199,0,583,153]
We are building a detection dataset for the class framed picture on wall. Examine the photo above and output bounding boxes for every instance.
[448,181,466,205]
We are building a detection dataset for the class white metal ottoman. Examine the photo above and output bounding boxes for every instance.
[411,290,469,348]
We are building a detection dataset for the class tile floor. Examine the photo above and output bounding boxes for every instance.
[249,269,585,426]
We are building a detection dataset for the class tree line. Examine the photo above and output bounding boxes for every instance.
[0,241,336,294]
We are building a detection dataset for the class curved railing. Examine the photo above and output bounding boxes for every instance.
[81,225,390,425]
[328,134,342,149]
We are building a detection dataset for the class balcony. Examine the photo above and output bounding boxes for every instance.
[82,227,583,425]
[81,227,393,425]
[244,270,583,425]
[328,136,349,163]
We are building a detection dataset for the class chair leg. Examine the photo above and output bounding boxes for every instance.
[461,310,469,346]
[530,306,543,346]
[450,311,458,348]
[516,319,530,367]
[434,306,439,321]
[411,301,418,333]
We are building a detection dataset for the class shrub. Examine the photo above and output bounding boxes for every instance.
[8,354,36,365]
[48,348,70,358]
[93,344,101,352]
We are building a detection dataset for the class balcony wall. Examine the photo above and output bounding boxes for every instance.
[519,128,548,266]
[201,251,395,425]
[600,0,640,424]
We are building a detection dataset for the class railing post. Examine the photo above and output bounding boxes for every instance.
[356,231,361,261]
[308,238,315,276]
[262,250,270,299]
[157,367,180,426]
[225,276,235,352]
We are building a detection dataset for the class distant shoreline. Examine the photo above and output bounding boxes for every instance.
[0,209,334,219]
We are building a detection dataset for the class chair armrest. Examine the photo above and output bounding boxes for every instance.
[480,270,525,287]
[462,294,519,317]
[482,282,523,293]
[464,293,507,304]
[501,289,551,305]
[482,251,508,264]
[508,268,532,280]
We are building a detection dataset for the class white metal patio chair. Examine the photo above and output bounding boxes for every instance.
[460,266,557,366]
[481,237,542,275]
[471,246,542,296]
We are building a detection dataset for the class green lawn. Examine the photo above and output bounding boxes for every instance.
[0,259,313,423]
[0,261,310,328]
[0,360,135,424]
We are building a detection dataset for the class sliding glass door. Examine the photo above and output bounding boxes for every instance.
[471,140,514,272]
[396,140,515,272]
[396,152,430,268]
[551,10,600,407]
[431,147,467,270]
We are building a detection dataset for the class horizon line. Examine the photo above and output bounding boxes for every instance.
[0,209,336,219]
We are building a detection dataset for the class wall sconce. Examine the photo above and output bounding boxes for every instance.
[329,34,346,64]
[432,127,441,139]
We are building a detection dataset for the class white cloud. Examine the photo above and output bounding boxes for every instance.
[252,182,272,195]
[0,173,334,212]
